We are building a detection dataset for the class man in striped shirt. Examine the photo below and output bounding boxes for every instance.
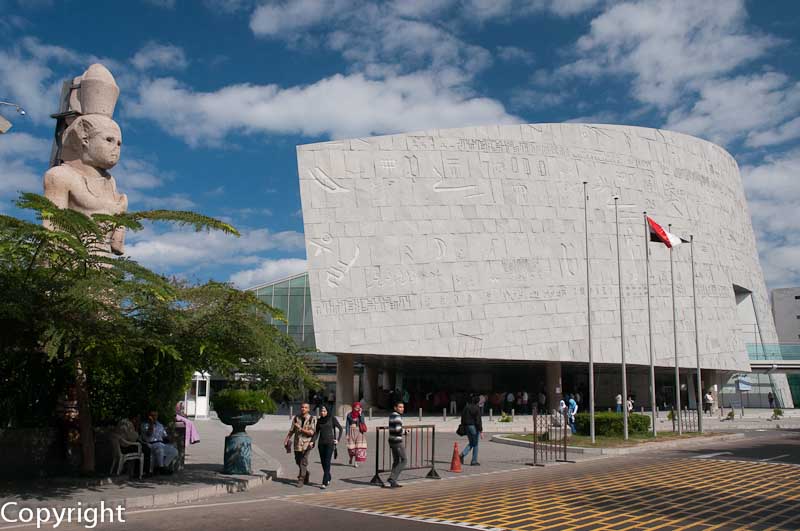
[386,401,407,488]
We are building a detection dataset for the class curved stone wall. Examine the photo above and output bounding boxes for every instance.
[297,123,772,371]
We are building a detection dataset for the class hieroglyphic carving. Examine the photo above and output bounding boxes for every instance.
[309,167,349,193]
[314,294,415,315]
[326,246,360,287]
[308,233,334,257]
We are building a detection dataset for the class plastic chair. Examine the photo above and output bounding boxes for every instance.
[109,434,144,479]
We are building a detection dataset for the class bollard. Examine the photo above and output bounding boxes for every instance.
[289,405,293,419]
[369,407,373,421]
[443,408,447,422]
[419,408,422,421]
[489,408,493,421]
[511,408,515,422]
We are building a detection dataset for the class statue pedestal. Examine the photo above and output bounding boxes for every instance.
[223,431,252,475]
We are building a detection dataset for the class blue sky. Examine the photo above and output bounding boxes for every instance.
[1,0,798,289]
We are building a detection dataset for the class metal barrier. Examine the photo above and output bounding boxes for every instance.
[527,408,570,466]
[370,424,441,487]
[670,408,699,433]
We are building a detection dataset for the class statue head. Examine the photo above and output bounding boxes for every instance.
[62,114,122,170]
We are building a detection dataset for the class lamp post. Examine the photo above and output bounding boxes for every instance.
[0,101,27,134]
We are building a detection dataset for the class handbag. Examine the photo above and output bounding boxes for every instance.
[284,437,292,454]
[456,424,467,436]
[358,419,368,433]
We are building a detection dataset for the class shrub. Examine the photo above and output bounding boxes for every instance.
[574,412,650,436]
[498,412,512,423]
[772,408,784,419]
[727,410,735,420]
[212,389,276,414]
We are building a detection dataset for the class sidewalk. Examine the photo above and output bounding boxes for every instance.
[0,418,280,517]
[250,407,800,434]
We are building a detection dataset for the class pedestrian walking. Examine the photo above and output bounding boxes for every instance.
[768,391,775,409]
[703,391,714,414]
[477,393,486,415]
[312,405,342,489]
[538,390,546,413]
[386,401,407,488]
[506,391,515,413]
[522,391,529,414]
[285,402,316,488]
[449,394,457,416]
[567,395,578,434]
[626,396,634,415]
[345,402,368,467]
[615,393,623,413]
[459,395,483,466]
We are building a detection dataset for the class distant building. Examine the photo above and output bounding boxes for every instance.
[772,287,800,343]
[771,287,800,404]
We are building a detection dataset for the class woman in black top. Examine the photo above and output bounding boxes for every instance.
[312,405,343,488]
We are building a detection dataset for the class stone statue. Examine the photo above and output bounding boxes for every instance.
[43,64,127,255]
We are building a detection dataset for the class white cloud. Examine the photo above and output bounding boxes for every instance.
[665,72,800,145]
[250,0,335,36]
[0,37,121,124]
[126,226,305,270]
[496,45,535,65]
[128,72,517,145]
[560,0,778,108]
[741,150,800,288]
[0,132,50,199]
[131,42,188,71]
[229,258,308,288]
[250,1,491,83]
[746,116,800,149]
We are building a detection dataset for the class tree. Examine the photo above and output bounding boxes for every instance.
[0,193,316,474]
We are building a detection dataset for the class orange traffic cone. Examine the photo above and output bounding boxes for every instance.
[449,442,462,473]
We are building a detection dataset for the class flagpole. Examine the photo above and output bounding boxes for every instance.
[614,196,628,440]
[669,223,682,435]
[691,235,703,434]
[583,182,595,444]
[644,213,657,437]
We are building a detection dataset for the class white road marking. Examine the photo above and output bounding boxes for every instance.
[759,454,790,462]
[691,452,733,459]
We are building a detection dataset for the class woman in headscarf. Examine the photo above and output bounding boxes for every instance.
[311,405,342,488]
[175,401,200,448]
[345,402,367,467]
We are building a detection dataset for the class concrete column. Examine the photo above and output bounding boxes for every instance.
[336,354,355,418]
[384,369,396,392]
[363,365,379,408]
[545,362,562,413]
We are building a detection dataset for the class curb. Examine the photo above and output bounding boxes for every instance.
[1,441,282,516]
[490,432,746,455]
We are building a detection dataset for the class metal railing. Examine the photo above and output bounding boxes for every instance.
[527,409,570,466]
[670,408,699,433]
[369,424,440,487]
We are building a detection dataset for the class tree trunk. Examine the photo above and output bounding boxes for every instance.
[75,358,95,474]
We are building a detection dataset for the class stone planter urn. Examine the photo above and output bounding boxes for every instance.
[217,410,263,474]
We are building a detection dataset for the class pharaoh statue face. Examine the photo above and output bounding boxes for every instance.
[63,115,122,170]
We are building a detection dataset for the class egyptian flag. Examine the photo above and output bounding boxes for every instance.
[647,216,687,248]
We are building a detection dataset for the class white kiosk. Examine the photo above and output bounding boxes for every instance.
[184,371,211,418]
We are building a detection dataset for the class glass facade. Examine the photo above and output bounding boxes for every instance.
[249,272,315,351]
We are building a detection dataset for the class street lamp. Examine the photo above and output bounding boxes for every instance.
[0,101,26,115]
[0,100,26,134]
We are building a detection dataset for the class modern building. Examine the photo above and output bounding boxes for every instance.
[287,123,793,414]
[770,287,800,404]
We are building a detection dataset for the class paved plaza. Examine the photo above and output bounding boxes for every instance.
[22,429,799,531]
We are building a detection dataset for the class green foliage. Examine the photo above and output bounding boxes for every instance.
[0,193,316,450]
[498,411,512,423]
[772,408,783,419]
[727,410,735,420]
[212,389,276,414]
[667,410,675,421]
[574,412,651,436]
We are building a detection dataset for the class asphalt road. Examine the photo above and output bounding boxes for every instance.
[12,430,800,531]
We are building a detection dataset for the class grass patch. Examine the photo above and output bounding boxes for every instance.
[505,431,712,448]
